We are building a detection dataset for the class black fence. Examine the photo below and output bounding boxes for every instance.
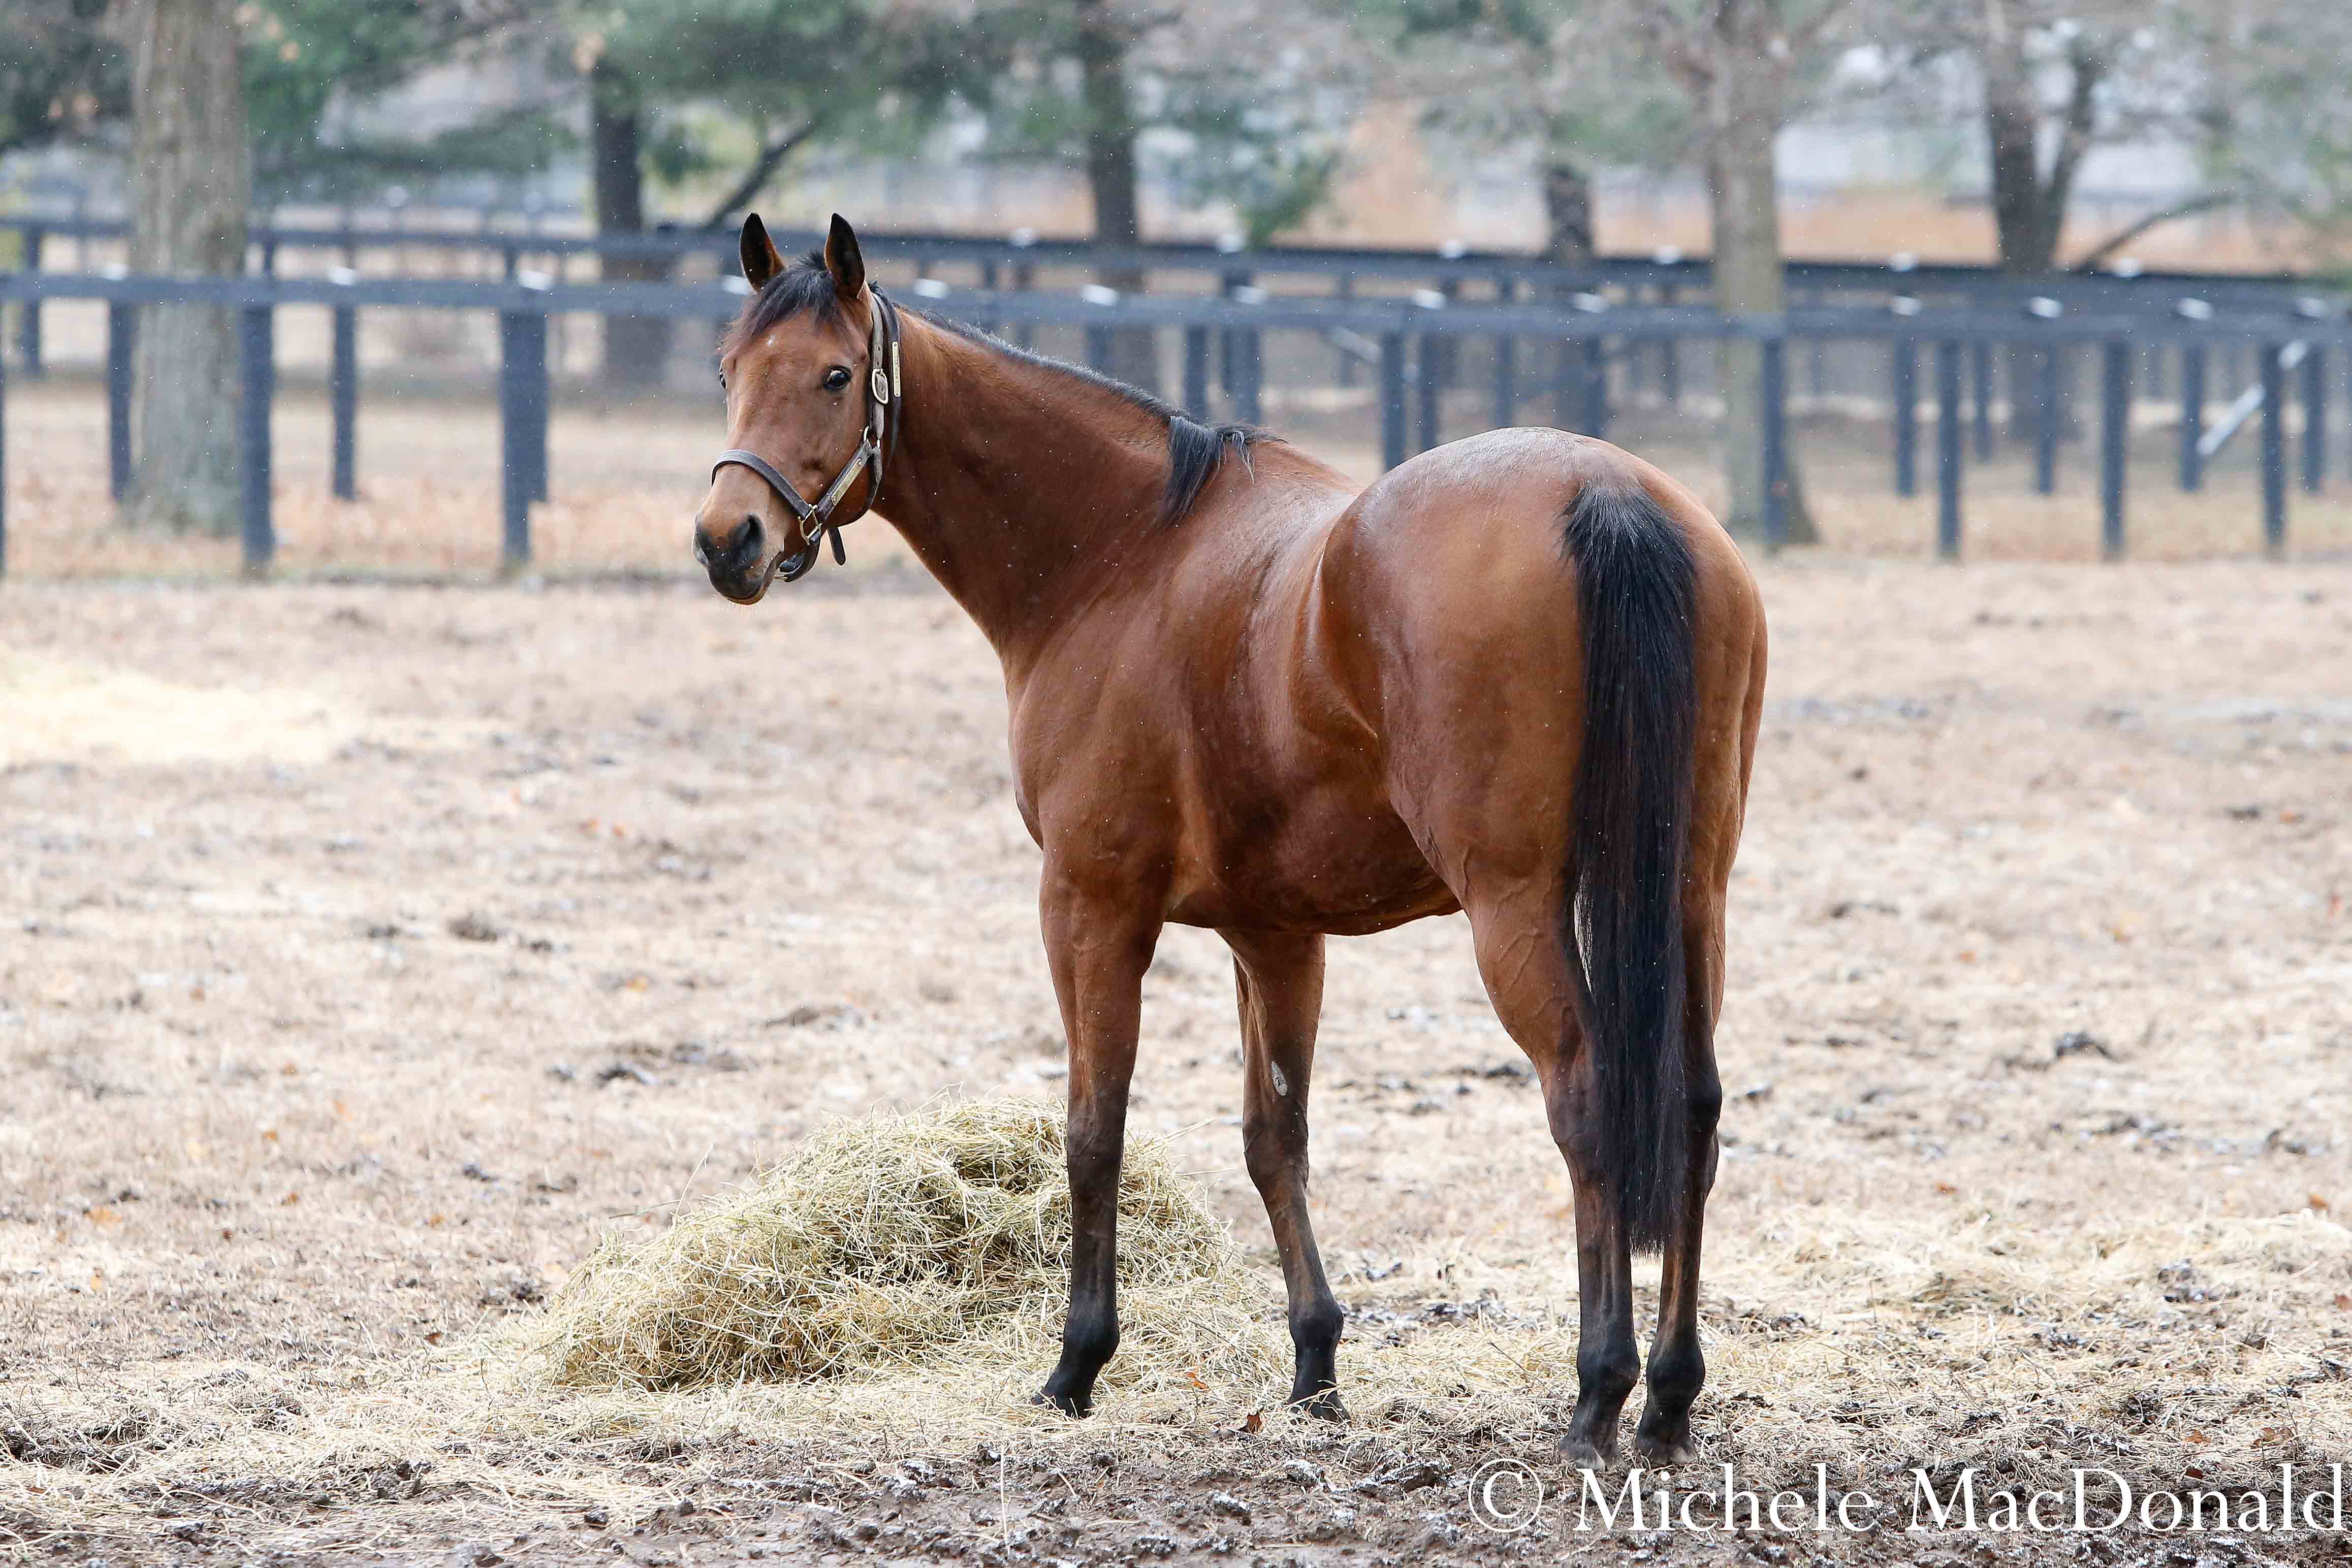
[1,267,2347,580]
[5,211,2343,380]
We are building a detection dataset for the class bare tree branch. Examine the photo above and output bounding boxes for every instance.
[700,115,828,231]
[2067,190,2236,271]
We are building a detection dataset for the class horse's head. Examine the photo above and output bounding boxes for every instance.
[694,213,886,603]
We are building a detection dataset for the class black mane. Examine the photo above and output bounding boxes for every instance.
[725,255,1267,525]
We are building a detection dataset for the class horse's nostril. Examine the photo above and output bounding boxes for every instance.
[726,514,763,568]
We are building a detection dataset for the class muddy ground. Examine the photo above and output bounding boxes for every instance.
[3,559,2350,1565]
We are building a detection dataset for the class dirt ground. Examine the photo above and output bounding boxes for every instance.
[4,547,2351,1565]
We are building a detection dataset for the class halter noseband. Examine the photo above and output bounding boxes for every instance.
[709,285,903,593]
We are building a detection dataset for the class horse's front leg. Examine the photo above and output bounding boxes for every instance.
[1035,869,1161,1418]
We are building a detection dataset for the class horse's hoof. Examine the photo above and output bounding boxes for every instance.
[1559,1435,1611,1470]
[1033,1387,1092,1419]
[1633,1433,1697,1467]
[1290,1388,1348,1423]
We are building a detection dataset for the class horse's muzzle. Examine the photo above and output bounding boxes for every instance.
[694,511,773,603]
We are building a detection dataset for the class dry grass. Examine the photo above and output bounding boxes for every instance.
[529,1098,1279,1394]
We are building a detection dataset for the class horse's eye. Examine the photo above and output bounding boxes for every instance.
[823,366,852,393]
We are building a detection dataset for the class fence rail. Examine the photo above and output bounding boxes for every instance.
[1,267,2346,580]
[5,211,2340,306]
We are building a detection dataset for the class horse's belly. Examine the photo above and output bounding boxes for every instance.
[1162,790,1457,934]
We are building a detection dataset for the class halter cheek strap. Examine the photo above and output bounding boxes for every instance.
[710,286,903,589]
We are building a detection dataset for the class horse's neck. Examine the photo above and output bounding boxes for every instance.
[876,319,1173,657]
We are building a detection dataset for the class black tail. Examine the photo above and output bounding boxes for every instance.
[1560,482,1699,1254]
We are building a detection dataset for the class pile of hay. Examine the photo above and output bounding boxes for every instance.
[531,1098,1287,1396]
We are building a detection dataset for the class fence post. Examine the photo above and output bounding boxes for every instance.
[2032,344,2059,495]
[2301,344,2326,494]
[1379,332,1407,472]
[1235,321,1263,425]
[1659,283,1680,407]
[1219,269,1250,397]
[1492,331,1516,429]
[1583,337,1609,437]
[0,319,8,577]
[1761,332,1789,550]
[2179,343,2206,492]
[1415,334,1440,454]
[1085,323,1113,374]
[1970,339,1993,459]
[239,304,275,575]
[16,226,42,378]
[1182,326,1210,419]
[2260,342,2286,559]
[1936,340,1963,560]
[1892,338,1918,497]
[526,310,550,505]
[2100,338,2129,562]
[1435,279,1460,390]
[331,303,359,500]
[499,310,544,571]
[107,302,136,501]
[1335,274,1357,387]
[1011,261,1035,349]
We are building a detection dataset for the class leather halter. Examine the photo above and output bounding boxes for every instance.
[709,285,903,593]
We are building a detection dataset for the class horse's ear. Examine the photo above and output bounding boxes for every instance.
[740,213,785,291]
[823,213,867,302]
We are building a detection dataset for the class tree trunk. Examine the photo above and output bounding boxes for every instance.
[1982,0,2100,439]
[1075,0,1158,393]
[120,0,247,536]
[591,58,673,387]
[1703,11,1816,545]
[1540,155,1595,267]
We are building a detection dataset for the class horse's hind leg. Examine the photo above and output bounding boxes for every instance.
[1223,928,1346,1418]
[1633,895,1726,1464]
[1467,897,1639,1466]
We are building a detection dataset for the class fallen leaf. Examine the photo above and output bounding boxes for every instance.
[2309,1194,2331,1212]
[1933,1182,1957,1196]
[1186,1368,1209,1392]
[1241,1410,1263,1435]
[87,1205,121,1230]
[281,1191,300,1206]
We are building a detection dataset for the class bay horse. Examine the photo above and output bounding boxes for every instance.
[695,215,1766,1464]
